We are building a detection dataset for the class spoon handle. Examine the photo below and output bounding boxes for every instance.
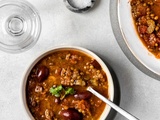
[87,87,139,120]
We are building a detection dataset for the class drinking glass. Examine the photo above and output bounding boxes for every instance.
[0,0,41,53]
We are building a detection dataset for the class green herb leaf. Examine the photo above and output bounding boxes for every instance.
[65,87,75,95]
[56,85,63,91]
[49,85,63,97]
[49,85,75,99]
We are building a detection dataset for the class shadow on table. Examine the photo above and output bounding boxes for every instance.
[104,61,121,120]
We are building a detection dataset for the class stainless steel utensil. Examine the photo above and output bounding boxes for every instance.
[87,86,139,120]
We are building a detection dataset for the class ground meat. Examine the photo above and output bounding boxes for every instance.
[138,25,148,34]
[61,99,91,116]
[73,100,91,116]
[136,4,147,17]
[138,16,147,25]
[149,34,157,47]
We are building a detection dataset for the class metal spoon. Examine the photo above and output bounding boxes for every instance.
[87,86,139,120]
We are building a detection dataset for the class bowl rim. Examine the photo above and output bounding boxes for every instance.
[21,46,114,120]
[110,0,160,80]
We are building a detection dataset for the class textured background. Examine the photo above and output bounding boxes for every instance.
[0,0,160,120]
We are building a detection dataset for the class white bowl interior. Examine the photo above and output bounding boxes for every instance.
[118,0,160,76]
[22,46,114,120]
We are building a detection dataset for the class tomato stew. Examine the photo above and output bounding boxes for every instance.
[131,0,160,58]
[26,50,109,120]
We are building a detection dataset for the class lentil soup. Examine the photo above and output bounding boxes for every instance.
[26,49,110,120]
[131,0,160,58]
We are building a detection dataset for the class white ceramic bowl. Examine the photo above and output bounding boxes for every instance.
[21,46,114,120]
[110,0,160,80]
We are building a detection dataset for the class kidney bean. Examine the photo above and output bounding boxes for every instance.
[36,66,49,82]
[59,108,82,120]
[74,91,92,100]
[91,60,101,69]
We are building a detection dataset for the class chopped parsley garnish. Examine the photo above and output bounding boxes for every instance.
[49,85,75,99]
[49,85,63,97]
[65,87,75,95]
